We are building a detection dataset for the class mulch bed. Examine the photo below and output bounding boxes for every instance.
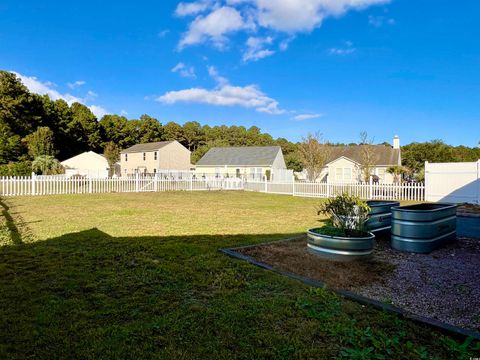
[238,235,480,332]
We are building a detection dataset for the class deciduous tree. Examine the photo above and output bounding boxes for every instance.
[298,132,330,181]
[103,142,120,177]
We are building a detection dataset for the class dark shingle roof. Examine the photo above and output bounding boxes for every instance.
[196,146,281,166]
[121,141,173,154]
[326,145,400,166]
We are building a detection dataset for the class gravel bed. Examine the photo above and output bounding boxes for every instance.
[239,236,480,332]
[358,237,480,332]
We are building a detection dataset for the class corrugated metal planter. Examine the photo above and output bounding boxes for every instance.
[365,200,400,234]
[307,228,375,261]
[391,203,457,253]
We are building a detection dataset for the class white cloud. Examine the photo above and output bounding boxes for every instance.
[328,41,356,55]
[171,62,197,78]
[67,80,86,89]
[175,1,212,17]
[120,109,129,116]
[253,0,388,33]
[158,29,170,38]
[293,113,323,121]
[207,66,229,86]
[87,90,98,98]
[176,0,389,57]
[88,105,108,118]
[157,66,285,114]
[243,36,275,62]
[279,36,295,51]
[13,72,109,119]
[178,6,255,49]
[368,15,395,27]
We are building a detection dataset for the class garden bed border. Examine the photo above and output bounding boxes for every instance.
[220,235,480,341]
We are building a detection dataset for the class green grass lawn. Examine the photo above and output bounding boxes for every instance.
[0,191,478,359]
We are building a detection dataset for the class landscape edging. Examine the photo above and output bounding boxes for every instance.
[220,239,480,341]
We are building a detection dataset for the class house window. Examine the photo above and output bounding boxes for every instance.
[336,168,352,182]
[344,168,352,181]
[215,168,221,178]
[335,168,343,181]
[153,169,157,174]
[154,152,157,160]
[377,168,386,181]
[143,152,146,161]
[125,154,128,161]
[256,168,262,180]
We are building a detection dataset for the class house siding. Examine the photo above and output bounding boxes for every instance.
[195,165,272,179]
[61,152,110,178]
[120,141,191,175]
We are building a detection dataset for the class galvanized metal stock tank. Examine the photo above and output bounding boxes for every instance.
[391,203,457,253]
[307,228,375,260]
[365,200,400,234]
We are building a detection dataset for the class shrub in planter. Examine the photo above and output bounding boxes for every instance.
[308,194,375,260]
[316,193,371,237]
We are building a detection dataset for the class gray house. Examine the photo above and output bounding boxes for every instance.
[195,146,287,180]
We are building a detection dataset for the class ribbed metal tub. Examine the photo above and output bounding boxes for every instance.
[391,203,457,253]
[366,200,400,234]
[307,228,375,261]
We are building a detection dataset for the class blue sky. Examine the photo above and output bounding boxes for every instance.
[1,0,479,146]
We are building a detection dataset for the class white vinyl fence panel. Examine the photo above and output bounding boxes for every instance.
[425,160,480,204]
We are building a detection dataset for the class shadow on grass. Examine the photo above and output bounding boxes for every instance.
[1,227,479,359]
[0,199,23,245]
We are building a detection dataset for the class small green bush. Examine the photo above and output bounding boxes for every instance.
[317,193,371,235]
[0,161,32,176]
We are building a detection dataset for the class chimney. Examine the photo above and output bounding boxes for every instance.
[393,135,400,149]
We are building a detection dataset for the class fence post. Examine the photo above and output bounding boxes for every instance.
[190,173,193,191]
[88,177,93,194]
[154,173,158,192]
[424,161,429,202]
[326,178,330,198]
[292,175,295,196]
[31,172,36,196]
[264,176,268,193]
[369,176,373,199]
[135,172,139,193]
[476,160,480,204]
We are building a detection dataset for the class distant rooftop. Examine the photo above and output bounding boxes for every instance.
[326,144,401,166]
[196,146,282,166]
[121,141,174,153]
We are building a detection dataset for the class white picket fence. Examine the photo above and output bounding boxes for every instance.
[0,175,243,196]
[0,174,425,201]
[244,180,425,201]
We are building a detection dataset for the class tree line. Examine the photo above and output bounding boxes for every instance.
[1,70,479,177]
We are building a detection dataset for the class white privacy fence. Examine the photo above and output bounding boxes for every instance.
[0,174,424,201]
[425,160,480,204]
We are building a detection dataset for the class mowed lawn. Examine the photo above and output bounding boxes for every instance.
[0,192,478,359]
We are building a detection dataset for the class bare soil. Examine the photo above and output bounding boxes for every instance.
[239,237,394,290]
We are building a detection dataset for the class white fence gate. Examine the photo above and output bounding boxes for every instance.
[425,160,480,204]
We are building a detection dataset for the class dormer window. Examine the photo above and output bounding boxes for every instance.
[154,152,157,160]
[125,154,128,161]
[143,152,146,161]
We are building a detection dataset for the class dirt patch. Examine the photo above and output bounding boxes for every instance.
[458,203,480,216]
[239,236,395,290]
[238,235,480,332]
